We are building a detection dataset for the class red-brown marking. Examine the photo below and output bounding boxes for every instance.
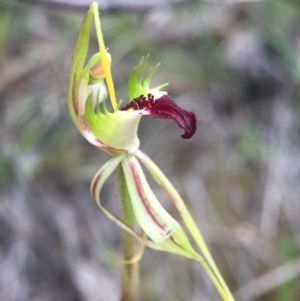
[91,171,104,200]
[79,115,89,130]
[169,235,185,251]
[129,162,166,231]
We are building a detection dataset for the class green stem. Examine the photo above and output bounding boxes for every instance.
[117,165,139,301]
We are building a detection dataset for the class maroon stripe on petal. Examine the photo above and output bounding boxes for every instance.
[91,171,103,200]
[129,162,167,231]
[169,234,184,250]
[121,93,197,139]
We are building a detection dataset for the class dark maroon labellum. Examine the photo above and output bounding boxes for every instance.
[121,93,197,139]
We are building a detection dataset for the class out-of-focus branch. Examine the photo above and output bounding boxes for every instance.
[234,257,300,301]
[16,0,183,11]
[202,0,268,3]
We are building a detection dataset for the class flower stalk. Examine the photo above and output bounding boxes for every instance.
[68,2,236,301]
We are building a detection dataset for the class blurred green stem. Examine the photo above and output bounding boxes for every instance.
[117,165,139,301]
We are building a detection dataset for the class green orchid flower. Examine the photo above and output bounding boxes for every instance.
[68,3,235,301]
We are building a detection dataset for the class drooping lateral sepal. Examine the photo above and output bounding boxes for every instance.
[135,150,236,301]
[122,155,201,260]
[90,155,162,250]
[121,93,197,139]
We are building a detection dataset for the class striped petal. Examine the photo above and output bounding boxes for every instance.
[122,155,201,260]
[135,150,235,301]
[90,156,161,250]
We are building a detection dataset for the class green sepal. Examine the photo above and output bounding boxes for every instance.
[122,155,202,260]
[68,5,93,131]
[128,54,168,101]
[135,150,236,301]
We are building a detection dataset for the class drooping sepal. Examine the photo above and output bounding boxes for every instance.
[122,155,201,260]
[121,93,197,139]
[136,150,235,301]
[90,155,162,250]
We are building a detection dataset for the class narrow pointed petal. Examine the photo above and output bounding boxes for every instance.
[136,150,235,301]
[121,93,197,139]
[122,155,201,259]
[91,156,161,250]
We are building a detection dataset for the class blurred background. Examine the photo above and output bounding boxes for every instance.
[1,0,300,300]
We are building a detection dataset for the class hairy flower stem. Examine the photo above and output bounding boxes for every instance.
[117,166,140,301]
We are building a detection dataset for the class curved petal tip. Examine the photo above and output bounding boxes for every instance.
[121,93,197,139]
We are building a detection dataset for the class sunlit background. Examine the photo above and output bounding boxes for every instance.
[1,0,300,300]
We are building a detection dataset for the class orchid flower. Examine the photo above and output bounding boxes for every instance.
[68,3,235,301]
